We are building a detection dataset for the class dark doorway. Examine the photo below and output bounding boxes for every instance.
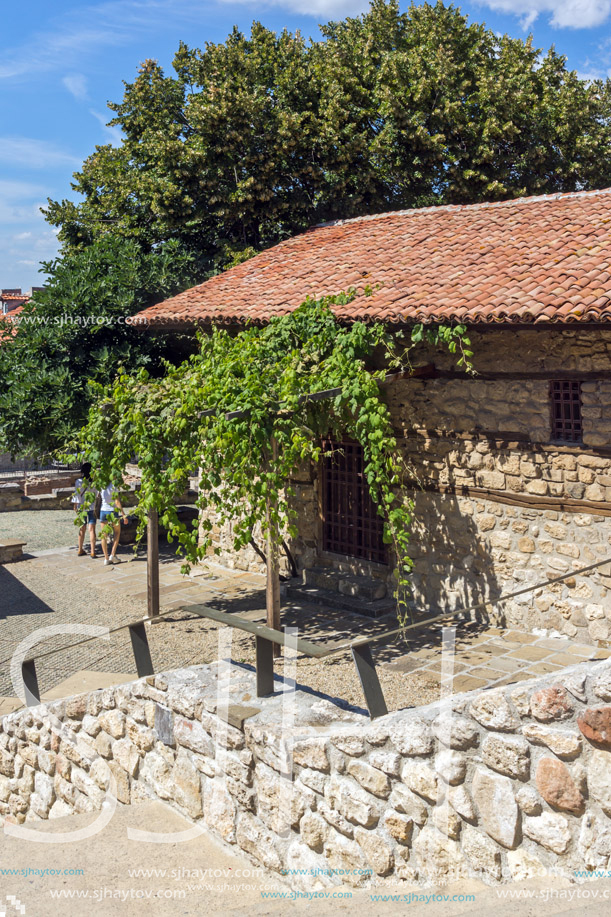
[321,439,387,565]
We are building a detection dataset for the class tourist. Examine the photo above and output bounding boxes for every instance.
[72,462,97,558]
[99,483,129,566]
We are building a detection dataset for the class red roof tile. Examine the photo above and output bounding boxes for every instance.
[0,306,23,343]
[135,189,611,328]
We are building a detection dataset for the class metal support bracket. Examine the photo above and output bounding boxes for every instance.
[351,643,388,720]
[22,659,41,707]
[128,622,155,678]
[256,636,275,697]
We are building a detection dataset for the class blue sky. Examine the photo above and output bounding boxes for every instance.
[1,0,611,290]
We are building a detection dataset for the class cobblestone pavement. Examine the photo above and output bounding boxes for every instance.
[1,542,609,713]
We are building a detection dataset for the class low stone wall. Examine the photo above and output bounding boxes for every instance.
[21,473,80,496]
[2,656,611,887]
[0,541,26,564]
[0,483,75,512]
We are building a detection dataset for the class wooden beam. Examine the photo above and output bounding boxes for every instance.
[147,509,160,619]
[266,436,281,659]
[414,481,611,518]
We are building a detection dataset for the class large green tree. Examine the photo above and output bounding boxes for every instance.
[45,0,611,268]
[0,237,199,457]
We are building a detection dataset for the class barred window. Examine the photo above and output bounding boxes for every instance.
[550,380,583,443]
[321,438,387,565]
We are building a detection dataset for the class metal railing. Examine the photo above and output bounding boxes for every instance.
[11,555,611,721]
[15,603,389,719]
[0,455,80,481]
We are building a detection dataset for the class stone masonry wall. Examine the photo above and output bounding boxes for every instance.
[3,658,611,887]
[199,328,611,645]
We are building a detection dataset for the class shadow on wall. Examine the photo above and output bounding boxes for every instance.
[406,489,503,626]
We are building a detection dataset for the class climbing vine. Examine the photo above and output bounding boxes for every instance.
[74,295,472,624]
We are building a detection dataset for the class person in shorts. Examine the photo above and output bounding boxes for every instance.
[99,484,129,566]
[72,462,97,558]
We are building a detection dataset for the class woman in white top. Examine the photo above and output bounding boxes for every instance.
[99,483,128,566]
[71,462,97,558]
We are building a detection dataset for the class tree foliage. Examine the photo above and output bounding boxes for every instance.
[45,0,611,269]
[75,297,472,620]
[0,236,199,457]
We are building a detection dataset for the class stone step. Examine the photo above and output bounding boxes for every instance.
[302,565,388,601]
[286,582,396,619]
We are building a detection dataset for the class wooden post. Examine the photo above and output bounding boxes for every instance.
[266,437,281,659]
[147,509,160,619]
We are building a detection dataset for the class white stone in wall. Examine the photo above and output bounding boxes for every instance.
[323,832,371,887]
[388,718,434,756]
[331,735,365,757]
[432,803,461,839]
[506,849,546,881]
[317,799,354,838]
[401,760,438,803]
[469,693,519,732]
[521,723,581,758]
[388,784,428,825]
[481,734,530,780]
[174,716,214,757]
[413,826,466,882]
[435,749,467,785]
[325,774,381,828]
[522,811,571,855]
[236,811,283,871]
[461,826,502,880]
[286,841,336,890]
[368,750,401,777]
[578,813,611,870]
[300,810,326,850]
[382,809,413,845]
[203,782,236,843]
[592,668,611,702]
[515,785,541,816]
[472,769,519,849]
[446,784,476,821]
[354,826,394,875]
[587,749,611,817]
[431,715,479,750]
[347,760,392,798]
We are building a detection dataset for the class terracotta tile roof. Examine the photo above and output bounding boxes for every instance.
[135,188,611,328]
[0,306,23,343]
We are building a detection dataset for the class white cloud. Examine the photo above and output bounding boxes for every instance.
[0,185,59,285]
[0,1,224,83]
[90,110,123,146]
[0,138,80,170]
[0,180,46,201]
[62,73,89,101]
[477,0,611,29]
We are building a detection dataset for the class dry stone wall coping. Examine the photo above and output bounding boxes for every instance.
[2,656,611,888]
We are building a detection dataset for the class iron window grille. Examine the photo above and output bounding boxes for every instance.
[550,380,583,443]
[321,438,387,565]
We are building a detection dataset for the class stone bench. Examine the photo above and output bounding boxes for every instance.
[0,540,27,563]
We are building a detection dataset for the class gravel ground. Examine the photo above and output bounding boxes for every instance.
[0,554,441,712]
[0,510,79,553]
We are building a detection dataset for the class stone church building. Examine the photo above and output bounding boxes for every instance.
[136,188,611,647]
